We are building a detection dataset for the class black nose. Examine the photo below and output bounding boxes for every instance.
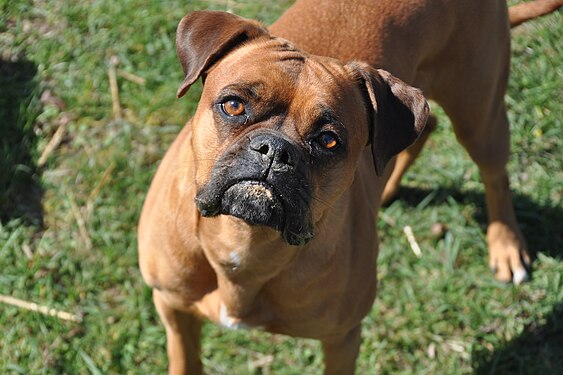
[249,134,297,173]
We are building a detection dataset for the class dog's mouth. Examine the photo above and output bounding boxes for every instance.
[220,180,285,229]
[195,179,313,246]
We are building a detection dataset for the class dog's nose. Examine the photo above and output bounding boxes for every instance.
[249,134,297,172]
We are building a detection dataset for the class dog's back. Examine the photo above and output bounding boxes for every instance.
[270,0,509,98]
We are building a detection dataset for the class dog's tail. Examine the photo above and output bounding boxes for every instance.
[509,0,562,27]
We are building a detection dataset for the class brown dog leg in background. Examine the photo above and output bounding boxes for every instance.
[381,0,562,209]
[430,15,530,283]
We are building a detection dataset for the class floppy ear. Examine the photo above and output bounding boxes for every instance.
[347,62,429,175]
[176,11,269,98]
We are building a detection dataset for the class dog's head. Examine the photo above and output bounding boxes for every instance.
[176,11,428,246]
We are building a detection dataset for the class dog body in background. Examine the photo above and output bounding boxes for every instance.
[271,0,559,286]
[138,1,561,373]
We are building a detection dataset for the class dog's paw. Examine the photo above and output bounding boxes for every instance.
[488,222,531,285]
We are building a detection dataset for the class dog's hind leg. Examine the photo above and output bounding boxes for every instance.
[447,99,530,285]
[154,290,203,375]
[435,58,530,284]
[426,3,530,285]
[382,114,438,204]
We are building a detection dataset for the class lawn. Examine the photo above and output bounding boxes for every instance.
[0,1,561,374]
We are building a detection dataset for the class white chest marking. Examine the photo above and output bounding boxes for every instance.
[228,251,241,270]
[219,303,247,330]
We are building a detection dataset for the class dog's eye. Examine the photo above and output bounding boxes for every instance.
[317,132,339,150]
[221,99,246,117]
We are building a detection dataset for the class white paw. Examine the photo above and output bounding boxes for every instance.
[512,268,529,285]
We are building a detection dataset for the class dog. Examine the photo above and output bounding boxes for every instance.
[138,1,561,373]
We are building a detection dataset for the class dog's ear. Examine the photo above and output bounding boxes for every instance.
[176,11,269,98]
[347,62,429,176]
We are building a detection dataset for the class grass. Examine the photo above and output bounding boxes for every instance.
[0,0,561,374]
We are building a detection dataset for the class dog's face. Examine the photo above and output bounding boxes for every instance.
[176,11,428,246]
[191,39,371,245]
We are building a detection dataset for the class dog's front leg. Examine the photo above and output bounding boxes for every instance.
[321,325,362,375]
[154,290,203,375]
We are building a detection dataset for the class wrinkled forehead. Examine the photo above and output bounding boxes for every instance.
[206,38,305,88]
[204,37,357,110]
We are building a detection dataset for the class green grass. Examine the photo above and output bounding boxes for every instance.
[1,1,561,374]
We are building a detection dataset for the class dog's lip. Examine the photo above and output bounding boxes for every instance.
[225,179,282,203]
[231,179,274,190]
[195,178,314,246]
[194,179,282,217]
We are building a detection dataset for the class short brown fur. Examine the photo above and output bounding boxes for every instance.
[138,1,561,373]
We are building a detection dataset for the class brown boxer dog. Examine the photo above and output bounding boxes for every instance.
[138,10,428,374]
[138,1,560,373]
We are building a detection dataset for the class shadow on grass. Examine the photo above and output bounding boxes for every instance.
[391,186,563,260]
[472,303,563,374]
[0,57,43,226]
[390,187,563,373]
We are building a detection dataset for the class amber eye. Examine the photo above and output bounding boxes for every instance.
[317,132,339,150]
[221,99,246,117]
